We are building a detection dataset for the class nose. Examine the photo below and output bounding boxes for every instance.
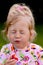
[15,32,21,38]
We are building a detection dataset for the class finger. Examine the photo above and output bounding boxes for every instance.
[6,59,17,63]
[0,64,4,65]
[5,60,16,65]
[7,61,16,65]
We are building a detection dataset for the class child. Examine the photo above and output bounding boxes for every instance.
[0,3,43,65]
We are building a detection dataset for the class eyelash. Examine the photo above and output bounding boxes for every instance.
[11,31,16,33]
[20,31,24,34]
[11,31,24,34]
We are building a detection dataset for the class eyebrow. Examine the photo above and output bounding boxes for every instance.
[10,29,25,31]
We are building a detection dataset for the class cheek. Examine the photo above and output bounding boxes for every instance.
[7,33,14,41]
[22,35,29,42]
[25,34,30,41]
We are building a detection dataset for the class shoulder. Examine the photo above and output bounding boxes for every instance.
[30,43,43,55]
[1,43,12,53]
[30,43,43,59]
[30,43,43,51]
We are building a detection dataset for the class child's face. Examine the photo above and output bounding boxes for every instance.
[7,16,30,49]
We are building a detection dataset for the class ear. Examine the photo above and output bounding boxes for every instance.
[6,32,10,42]
[7,32,9,39]
[29,30,33,41]
[30,30,36,41]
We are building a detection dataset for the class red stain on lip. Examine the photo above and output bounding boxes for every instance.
[15,40,20,43]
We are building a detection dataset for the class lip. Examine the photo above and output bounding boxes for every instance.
[15,40,21,43]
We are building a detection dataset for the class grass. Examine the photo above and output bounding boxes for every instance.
[0,23,43,49]
[34,25,43,47]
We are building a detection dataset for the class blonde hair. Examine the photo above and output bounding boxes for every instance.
[3,3,37,42]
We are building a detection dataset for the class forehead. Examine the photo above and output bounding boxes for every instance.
[8,16,31,30]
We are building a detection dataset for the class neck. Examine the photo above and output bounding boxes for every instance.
[13,42,30,50]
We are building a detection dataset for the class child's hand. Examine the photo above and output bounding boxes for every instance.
[0,63,4,65]
[4,59,17,65]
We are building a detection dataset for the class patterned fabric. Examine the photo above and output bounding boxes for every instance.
[0,43,43,65]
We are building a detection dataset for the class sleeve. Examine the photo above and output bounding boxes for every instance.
[36,45,43,65]
[0,44,17,64]
[38,47,43,65]
[0,45,7,64]
[0,44,11,64]
[1,45,7,53]
[0,52,7,64]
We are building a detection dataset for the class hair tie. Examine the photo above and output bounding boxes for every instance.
[16,5,23,11]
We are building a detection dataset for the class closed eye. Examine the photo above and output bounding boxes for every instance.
[20,30,24,34]
[11,30,16,34]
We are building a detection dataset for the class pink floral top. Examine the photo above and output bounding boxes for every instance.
[0,43,43,65]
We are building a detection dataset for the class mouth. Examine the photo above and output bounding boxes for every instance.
[15,40,21,43]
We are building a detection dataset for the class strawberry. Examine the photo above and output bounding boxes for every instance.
[11,54,18,61]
